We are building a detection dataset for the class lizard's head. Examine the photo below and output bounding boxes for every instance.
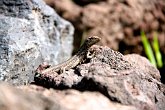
[85,36,101,47]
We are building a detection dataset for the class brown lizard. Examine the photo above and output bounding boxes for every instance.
[35,36,101,75]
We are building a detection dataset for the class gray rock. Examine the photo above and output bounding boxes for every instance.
[0,0,74,85]
[34,45,165,110]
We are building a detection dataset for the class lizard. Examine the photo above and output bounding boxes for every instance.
[35,36,101,75]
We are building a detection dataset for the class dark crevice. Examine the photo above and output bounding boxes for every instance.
[72,0,107,6]
[33,76,121,103]
[72,77,121,103]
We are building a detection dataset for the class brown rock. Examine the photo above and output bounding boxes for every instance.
[46,0,165,56]
[150,20,159,30]
[124,27,133,37]
[0,83,138,110]
[34,45,165,110]
[44,0,82,22]
[144,12,154,23]
[0,83,62,110]
[124,54,161,80]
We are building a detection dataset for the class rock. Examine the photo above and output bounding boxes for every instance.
[0,0,74,85]
[45,0,82,22]
[47,0,165,56]
[0,83,63,110]
[34,45,165,110]
[0,83,138,110]
[124,54,161,81]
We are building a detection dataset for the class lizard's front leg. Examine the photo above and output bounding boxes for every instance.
[87,50,96,59]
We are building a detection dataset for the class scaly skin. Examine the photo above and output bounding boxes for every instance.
[36,36,101,75]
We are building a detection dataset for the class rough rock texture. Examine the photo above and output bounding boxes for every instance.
[34,45,165,110]
[0,83,138,110]
[0,0,74,85]
[46,0,165,56]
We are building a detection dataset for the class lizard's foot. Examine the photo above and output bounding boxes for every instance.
[59,67,66,74]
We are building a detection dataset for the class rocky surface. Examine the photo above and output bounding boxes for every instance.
[46,0,165,56]
[0,0,165,110]
[0,45,164,110]
[0,83,138,110]
[0,0,74,85]
[34,45,165,110]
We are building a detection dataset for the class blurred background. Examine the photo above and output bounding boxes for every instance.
[44,0,165,83]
